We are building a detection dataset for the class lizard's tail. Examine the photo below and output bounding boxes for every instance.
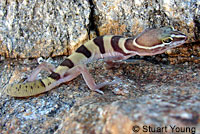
[4,77,55,97]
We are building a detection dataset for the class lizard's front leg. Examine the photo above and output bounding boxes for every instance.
[105,54,135,69]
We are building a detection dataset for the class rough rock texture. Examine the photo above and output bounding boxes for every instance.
[93,0,199,41]
[0,0,90,58]
[92,0,200,64]
[55,95,200,134]
[167,42,200,64]
[0,0,199,62]
[0,58,200,134]
[0,0,200,134]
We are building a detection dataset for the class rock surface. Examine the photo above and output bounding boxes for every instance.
[0,0,90,58]
[0,0,199,62]
[0,58,200,134]
[0,0,200,134]
[93,0,199,42]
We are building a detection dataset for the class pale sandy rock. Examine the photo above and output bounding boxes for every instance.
[0,0,199,59]
[0,0,90,58]
[93,0,199,42]
[0,58,200,133]
[91,0,200,64]
[55,93,200,134]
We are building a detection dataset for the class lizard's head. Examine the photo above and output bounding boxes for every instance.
[131,27,187,55]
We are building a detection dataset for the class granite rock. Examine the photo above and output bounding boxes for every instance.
[93,0,199,42]
[0,0,199,61]
[0,58,199,134]
[92,0,200,64]
[0,0,90,58]
[0,1,200,133]
[55,94,200,134]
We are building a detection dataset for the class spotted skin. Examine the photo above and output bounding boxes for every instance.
[4,27,187,97]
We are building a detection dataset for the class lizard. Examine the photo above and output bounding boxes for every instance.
[4,26,187,97]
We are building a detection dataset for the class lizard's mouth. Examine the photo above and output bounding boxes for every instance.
[170,34,187,47]
[170,39,187,48]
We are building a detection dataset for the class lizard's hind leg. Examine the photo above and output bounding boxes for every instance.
[45,64,116,94]
[27,62,56,82]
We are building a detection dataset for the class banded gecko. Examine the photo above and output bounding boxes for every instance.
[5,27,187,97]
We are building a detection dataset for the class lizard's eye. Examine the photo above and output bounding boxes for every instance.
[162,37,173,44]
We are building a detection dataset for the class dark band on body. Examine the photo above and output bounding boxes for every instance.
[49,72,61,80]
[39,79,46,87]
[76,45,92,58]
[111,36,127,55]
[93,36,105,54]
[60,58,74,68]
[124,38,134,51]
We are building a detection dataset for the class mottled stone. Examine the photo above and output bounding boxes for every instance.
[0,0,90,58]
[92,0,200,63]
[166,42,200,64]
[93,0,199,42]
[1,58,200,133]
[55,95,200,134]
[55,61,200,134]
[0,1,200,132]
[0,0,199,61]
